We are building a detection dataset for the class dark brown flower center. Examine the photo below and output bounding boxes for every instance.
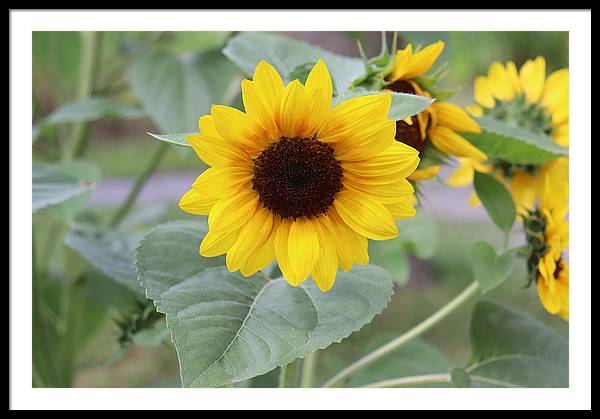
[387,80,426,154]
[252,137,343,219]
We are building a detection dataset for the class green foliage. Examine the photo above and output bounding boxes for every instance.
[136,221,395,387]
[223,32,365,95]
[463,116,567,165]
[464,301,568,387]
[129,49,241,133]
[332,91,434,121]
[473,171,516,232]
[32,162,94,213]
[469,241,516,294]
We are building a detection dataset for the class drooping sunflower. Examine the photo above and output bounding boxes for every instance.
[523,163,569,320]
[179,59,420,292]
[385,41,486,181]
[448,57,569,213]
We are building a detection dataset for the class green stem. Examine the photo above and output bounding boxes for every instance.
[279,361,300,388]
[62,32,100,160]
[360,373,451,388]
[322,281,481,388]
[109,142,169,228]
[300,352,318,388]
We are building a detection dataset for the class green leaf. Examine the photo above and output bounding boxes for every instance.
[465,301,568,387]
[395,212,439,259]
[462,116,568,165]
[346,337,451,387]
[369,244,409,286]
[45,159,101,224]
[223,32,364,95]
[136,220,394,388]
[129,49,241,133]
[132,325,170,347]
[469,241,516,294]
[147,132,194,147]
[32,162,92,213]
[64,225,145,297]
[473,171,516,232]
[332,91,434,121]
[450,367,471,388]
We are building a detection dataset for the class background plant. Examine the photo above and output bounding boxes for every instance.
[32,30,568,388]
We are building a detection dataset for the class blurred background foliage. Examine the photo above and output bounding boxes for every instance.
[32,31,568,387]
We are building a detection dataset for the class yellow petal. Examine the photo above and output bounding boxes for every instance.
[552,123,569,148]
[198,115,220,137]
[542,68,569,115]
[278,80,312,138]
[403,41,445,80]
[226,206,275,276]
[287,218,320,285]
[446,158,475,187]
[469,190,481,207]
[179,188,216,215]
[241,79,281,141]
[305,59,333,132]
[274,219,297,285]
[409,165,441,181]
[191,165,253,199]
[519,56,546,104]
[507,171,537,215]
[388,44,413,82]
[333,191,398,240]
[208,189,259,233]
[319,94,391,142]
[341,141,420,182]
[429,125,487,162]
[385,199,417,218]
[200,228,239,257]
[252,60,285,113]
[465,104,484,117]
[505,61,522,94]
[433,102,481,134]
[187,133,251,167]
[487,61,514,101]
[344,177,414,204]
[328,208,368,271]
[474,76,495,108]
[311,217,338,292]
[334,119,396,161]
[211,105,263,152]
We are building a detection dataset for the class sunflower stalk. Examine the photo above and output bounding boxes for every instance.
[322,281,481,388]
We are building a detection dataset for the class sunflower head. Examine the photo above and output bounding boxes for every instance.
[180,59,420,292]
[384,41,485,181]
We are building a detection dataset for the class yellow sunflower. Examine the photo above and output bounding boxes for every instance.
[449,57,569,213]
[526,170,569,320]
[386,41,486,181]
[179,59,420,292]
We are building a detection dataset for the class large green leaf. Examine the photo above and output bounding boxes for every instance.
[136,220,394,388]
[33,96,145,140]
[32,162,92,213]
[463,116,568,165]
[129,49,241,133]
[474,171,516,232]
[346,337,451,387]
[223,32,364,95]
[469,241,516,294]
[395,211,439,259]
[332,91,434,121]
[465,301,568,387]
[64,225,145,297]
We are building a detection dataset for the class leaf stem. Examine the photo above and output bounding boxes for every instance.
[360,373,452,388]
[108,141,169,228]
[300,352,318,388]
[321,281,480,388]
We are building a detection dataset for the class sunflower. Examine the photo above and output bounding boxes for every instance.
[449,57,569,213]
[179,59,420,292]
[385,41,486,181]
[524,164,569,320]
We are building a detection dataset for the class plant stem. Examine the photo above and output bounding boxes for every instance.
[62,31,100,160]
[360,373,451,388]
[279,361,300,388]
[321,281,481,388]
[300,352,318,388]
[109,142,169,228]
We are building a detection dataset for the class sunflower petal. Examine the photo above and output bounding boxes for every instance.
[474,76,495,108]
[191,165,253,198]
[208,189,258,233]
[487,61,514,100]
[388,44,413,82]
[279,80,312,138]
[429,125,487,162]
[200,228,239,257]
[520,56,546,103]
[287,218,320,285]
[311,217,338,292]
[403,41,445,79]
[187,133,251,167]
[433,102,481,134]
[334,191,398,240]
[334,119,396,161]
[305,59,333,132]
[179,188,216,215]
